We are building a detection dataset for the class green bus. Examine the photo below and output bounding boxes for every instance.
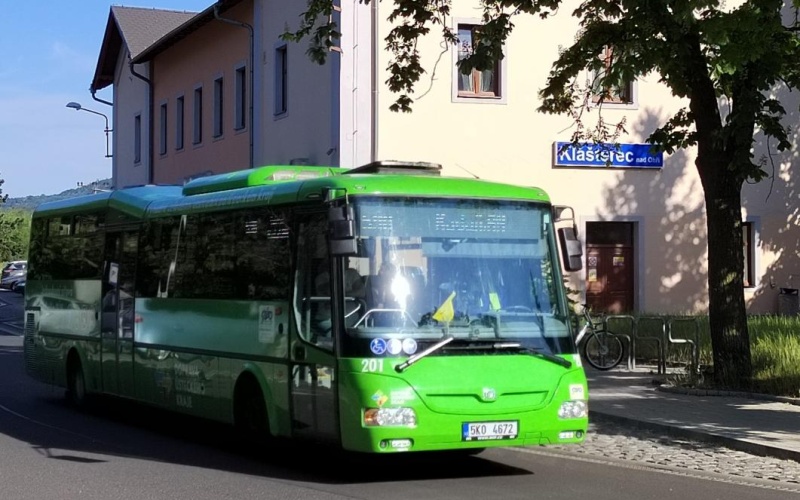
[23,160,587,454]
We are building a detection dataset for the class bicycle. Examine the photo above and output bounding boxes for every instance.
[574,304,625,370]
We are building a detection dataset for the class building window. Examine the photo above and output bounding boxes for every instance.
[743,221,755,288]
[193,86,203,145]
[176,95,184,150]
[235,65,246,130]
[134,114,141,164]
[455,24,501,99]
[275,45,288,115]
[213,77,224,138]
[159,103,168,156]
[591,46,634,105]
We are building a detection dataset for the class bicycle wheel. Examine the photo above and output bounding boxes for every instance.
[582,331,624,370]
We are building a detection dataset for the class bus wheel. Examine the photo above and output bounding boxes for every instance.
[66,354,88,410]
[233,376,270,446]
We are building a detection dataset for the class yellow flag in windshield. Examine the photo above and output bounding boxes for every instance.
[433,291,456,323]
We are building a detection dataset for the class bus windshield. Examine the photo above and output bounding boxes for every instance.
[340,197,574,358]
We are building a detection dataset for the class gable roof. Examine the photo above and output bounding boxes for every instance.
[91,6,199,92]
[130,0,246,65]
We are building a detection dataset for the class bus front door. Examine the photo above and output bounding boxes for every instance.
[100,230,138,398]
[289,214,339,443]
[290,344,338,442]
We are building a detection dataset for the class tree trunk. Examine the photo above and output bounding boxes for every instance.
[700,169,752,388]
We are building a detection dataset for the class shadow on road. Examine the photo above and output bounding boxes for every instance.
[0,349,531,485]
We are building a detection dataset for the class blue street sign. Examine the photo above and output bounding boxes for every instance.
[553,142,663,168]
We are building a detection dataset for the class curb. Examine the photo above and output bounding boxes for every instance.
[589,410,800,464]
[657,384,800,406]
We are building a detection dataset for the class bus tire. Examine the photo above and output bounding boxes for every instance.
[66,353,88,410]
[233,375,271,446]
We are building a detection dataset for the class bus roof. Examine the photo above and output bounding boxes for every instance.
[32,185,183,219]
[33,162,551,219]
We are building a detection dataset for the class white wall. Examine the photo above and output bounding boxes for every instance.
[256,0,338,167]
[337,0,374,168]
[113,46,150,189]
[368,1,798,314]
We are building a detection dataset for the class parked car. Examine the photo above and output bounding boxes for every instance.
[0,261,26,291]
[1,260,26,279]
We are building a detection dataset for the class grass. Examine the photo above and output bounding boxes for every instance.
[588,312,800,397]
[749,316,800,396]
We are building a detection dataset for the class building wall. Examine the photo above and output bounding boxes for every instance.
[256,0,337,167]
[337,0,374,168]
[742,84,800,314]
[150,1,252,185]
[113,46,151,189]
[371,2,799,315]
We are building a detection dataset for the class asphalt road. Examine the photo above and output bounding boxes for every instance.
[0,290,795,499]
[0,289,23,337]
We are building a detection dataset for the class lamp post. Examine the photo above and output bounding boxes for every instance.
[66,102,112,158]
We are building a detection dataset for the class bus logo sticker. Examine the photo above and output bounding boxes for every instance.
[258,305,276,343]
[482,388,497,402]
[402,338,417,355]
[570,384,585,399]
[386,338,402,356]
[371,390,388,407]
[370,338,387,355]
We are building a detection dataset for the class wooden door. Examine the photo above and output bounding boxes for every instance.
[585,222,634,313]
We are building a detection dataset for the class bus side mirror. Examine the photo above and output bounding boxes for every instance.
[328,205,357,256]
[558,226,583,272]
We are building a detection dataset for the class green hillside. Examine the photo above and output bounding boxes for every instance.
[2,179,112,211]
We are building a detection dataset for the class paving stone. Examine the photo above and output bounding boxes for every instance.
[549,420,800,486]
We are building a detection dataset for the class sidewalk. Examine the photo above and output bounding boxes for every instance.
[587,366,800,462]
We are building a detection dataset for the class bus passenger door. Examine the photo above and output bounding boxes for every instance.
[100,230,138,398]
[290,214,339,443]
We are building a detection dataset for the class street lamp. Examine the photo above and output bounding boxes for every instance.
[66,101,112,158]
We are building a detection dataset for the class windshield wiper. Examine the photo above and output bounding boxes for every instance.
[394,336,454,373]
[492,342,572,369]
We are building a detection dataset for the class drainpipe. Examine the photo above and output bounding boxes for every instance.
[214,2,255,169]
[371,0,379,162]
[90,88,113,107]
[130,60,154,184]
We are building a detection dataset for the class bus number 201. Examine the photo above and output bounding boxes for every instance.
[361,359,384,372]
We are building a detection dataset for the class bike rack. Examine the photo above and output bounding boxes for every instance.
[667,317,700,374]
[631,316,667,374]
[603,315,634,370]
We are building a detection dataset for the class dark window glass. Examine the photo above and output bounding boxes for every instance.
[236,209,291,300]
[137,217,181,298]
[27,218,48,280]
[586,221,633,246]
[743,222,754,288]
[33,214,104,280]
[176,96,185,150]
[140,208,292,300]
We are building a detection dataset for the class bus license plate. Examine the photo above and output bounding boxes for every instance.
[462,421,518,441]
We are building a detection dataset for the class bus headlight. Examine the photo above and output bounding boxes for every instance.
[364,407,417,427]
[558,400,587,419]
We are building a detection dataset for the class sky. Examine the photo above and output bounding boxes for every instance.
[0,1,210,198]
